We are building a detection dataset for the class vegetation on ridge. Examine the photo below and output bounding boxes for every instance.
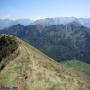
[0,35,90,90]
[0,35,18,71]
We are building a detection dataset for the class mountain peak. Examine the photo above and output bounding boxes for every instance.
[0,17,90,29]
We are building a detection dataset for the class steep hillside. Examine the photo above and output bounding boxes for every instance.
[0,23,90,63]
[0,35,90,90]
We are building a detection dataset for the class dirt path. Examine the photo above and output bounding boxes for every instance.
[17,44,32,90]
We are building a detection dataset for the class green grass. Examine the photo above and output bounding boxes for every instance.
[0,35,90,90]
[64,60,90,74]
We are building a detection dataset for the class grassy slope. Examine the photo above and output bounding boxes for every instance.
[63,60,90,74]
[0,37,90,90]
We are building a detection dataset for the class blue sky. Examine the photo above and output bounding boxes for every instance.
[0,0,90,20]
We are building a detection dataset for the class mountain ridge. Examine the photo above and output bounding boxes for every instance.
[0,23,90,64]
[0,17,90,29]
[0,35,90,90]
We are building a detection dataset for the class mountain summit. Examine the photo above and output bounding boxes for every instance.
[0,35,90,90]
[0,17,90,29]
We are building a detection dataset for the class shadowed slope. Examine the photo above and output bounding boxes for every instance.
[0,35,19,71]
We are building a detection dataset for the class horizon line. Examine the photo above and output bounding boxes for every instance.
[0,16,90,21]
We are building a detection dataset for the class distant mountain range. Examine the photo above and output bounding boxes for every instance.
[0,17,90,29]
[0,22,90,64]
[0,19,33,29]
